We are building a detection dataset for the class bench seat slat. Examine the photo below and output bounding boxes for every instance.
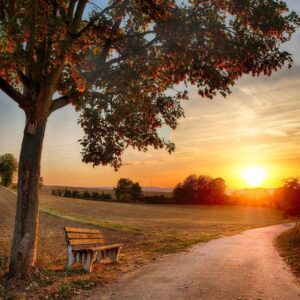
[67,233,103,239]
[69,238,104,246]
[65,227,100,234]
[72,244,123,252]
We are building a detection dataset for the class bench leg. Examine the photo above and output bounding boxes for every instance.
[66,246,75,271]
[108,247,121,263]
[82,251,97,273]
[96,251,104,262]
[111,247,121,263]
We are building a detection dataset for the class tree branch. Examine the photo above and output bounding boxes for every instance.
[106,37,159,66]
[72,0,88,33]
[71,3,119,40]
[17,70,35,92]
[50,93,81,114]
[0,77,28,111]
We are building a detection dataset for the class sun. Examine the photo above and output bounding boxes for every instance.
[241,166,267,188]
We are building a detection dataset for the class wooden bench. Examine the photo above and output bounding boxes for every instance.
[64,227,122,272]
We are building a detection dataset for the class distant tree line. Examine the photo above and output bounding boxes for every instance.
[52,188,112,201]
[50,175,300,220]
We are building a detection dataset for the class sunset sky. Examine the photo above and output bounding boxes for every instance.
[1,0,300,190]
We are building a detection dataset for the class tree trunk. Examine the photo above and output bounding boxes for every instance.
[8,117,47,280]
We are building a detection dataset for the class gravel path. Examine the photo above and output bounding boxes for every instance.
[81,223,300,300]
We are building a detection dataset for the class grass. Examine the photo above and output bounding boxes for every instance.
[41,206,144,233]
[275,224,300,278]
[0,188,288,299]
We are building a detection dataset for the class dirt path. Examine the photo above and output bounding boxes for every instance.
[80,224,300,300]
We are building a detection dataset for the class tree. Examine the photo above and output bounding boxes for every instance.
[114,178,142,202]
[0,0,298,280]
[273,177,300,217]
[208,177,226,205]
[172,174,227,204]
[0,154,18,187]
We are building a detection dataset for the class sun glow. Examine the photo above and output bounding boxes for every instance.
[241,166,267,187]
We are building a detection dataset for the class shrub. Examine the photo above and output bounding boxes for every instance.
[71,190,81,198]
[63,189,72,198]
[82,191,91,199]
[92,192,100,200]
[99,192,112,200]
[0,153,18,187]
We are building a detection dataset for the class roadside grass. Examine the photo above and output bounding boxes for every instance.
[0,190,288,299]
[275,225,300,278]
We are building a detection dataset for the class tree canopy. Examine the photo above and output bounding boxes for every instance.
[0,0,298,168]
[173,174,227,204]
[274,177,300,217]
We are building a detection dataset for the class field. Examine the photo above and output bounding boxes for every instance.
[0,188,287,298]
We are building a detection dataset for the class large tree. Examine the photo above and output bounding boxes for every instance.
[0,0,298,280]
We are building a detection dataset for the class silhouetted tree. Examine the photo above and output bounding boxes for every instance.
[114,178,142,202]
[208,178,226,205]
[274,177,300,217]
[0,0,298,280]
[173,175,227,205]
[0,154,18,187]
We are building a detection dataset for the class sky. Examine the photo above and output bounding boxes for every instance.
[1,0,300,190]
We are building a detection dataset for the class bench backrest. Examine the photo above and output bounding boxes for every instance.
[64,227,104,248]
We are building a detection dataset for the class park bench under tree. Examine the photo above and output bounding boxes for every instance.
[64,227,122,272]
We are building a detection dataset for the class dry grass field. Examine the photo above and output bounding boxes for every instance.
[0,187,287,299]
[275,226,300,278]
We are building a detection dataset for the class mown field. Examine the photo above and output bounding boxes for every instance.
[0,187,287,299]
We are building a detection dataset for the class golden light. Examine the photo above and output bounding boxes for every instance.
[241,166,267,187]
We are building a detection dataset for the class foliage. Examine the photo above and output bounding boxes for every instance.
[273,177,300,217]
[0,1,298,169]
[63,189,72,198]
[82,191,91,199]
[142,194,170,204]
[0,154,18,187]
[52,188,112,201]
[114,178,143,202]
[173,175,227,204]
[59,283,73,299]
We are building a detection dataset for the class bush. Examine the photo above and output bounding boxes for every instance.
[0,153,18,187]
[63,189,72,198]
[82,191,91,199]
[92,192,100,200]
[71,190,81,198]
[142,195,170,204]
[98,192,112,200]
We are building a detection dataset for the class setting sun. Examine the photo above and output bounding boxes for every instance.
[241,167,267,187]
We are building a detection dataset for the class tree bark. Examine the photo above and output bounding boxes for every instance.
[8,117,47,280]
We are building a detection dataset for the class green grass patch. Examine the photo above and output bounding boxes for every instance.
[40,205,144,233]
[275,225,300,277]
